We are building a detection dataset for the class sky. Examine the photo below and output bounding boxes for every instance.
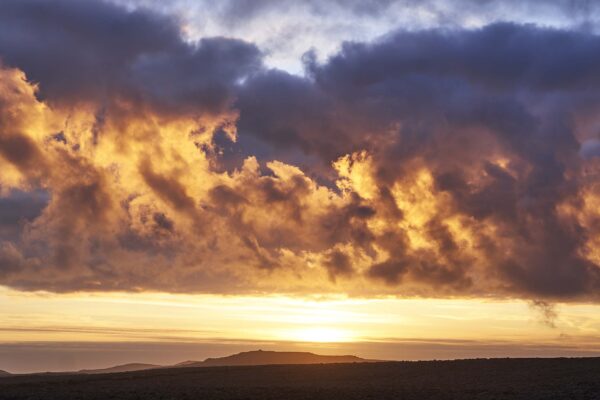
[1,0,600,372]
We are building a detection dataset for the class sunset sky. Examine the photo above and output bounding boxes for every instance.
[1,0,600,373]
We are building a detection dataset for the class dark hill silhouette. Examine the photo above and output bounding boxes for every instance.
[178,350,377,368]
[6,351,379,376]
[79,363,159,374]
[174,360,201,367]
[2,358,600,399]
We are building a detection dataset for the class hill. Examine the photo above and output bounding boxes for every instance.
[0,370,10,377]
[178,350,374,368]
[79,363,159,374]
[0,358,599,399]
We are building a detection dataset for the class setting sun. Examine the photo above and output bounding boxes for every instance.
[287,327,354,343]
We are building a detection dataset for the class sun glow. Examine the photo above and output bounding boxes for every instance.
[288,327,353,343]
[3,288,600,352]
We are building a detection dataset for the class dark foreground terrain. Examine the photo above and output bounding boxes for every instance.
[1,358,599,400]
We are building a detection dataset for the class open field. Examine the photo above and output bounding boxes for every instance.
[1,358,599,399]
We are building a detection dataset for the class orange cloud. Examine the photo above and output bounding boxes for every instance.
[0,5,600,303]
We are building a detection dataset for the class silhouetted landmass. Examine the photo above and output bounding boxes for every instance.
[76,350,376,374]
[1,358,599,399]
[0,370,10,377]
[79,363,160,374]
[178,350,375,367]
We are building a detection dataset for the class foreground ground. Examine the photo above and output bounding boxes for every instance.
[1,358,599,399]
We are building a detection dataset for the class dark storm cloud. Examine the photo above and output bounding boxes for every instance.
[580,139,600,159]
[238,23,600,162]
[315,23,600,92]
[0,191,48,227]
[236,23,600,300]
[0,0,262,113]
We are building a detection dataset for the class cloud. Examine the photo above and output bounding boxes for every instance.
[236,23,600,300]
[529,300,559,328]
[0,1,599,301]
[0,0,262,114]
[580,138,600,159]
[121,0,600,30]
[114,0,600,75]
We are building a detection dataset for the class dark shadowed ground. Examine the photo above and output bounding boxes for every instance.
[1,358,599,400]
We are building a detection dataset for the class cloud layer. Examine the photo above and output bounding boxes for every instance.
[0,0,599,301]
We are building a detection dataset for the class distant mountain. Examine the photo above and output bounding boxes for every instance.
[178,350,377,368]
[174,360,200,367]
[13,351,378,377]
[79,363,160,374]
[0,370,10,377]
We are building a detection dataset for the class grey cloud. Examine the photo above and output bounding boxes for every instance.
[580,138,600,159]
[0,0,262,114]
[0,191,48,227]
[236,23,600,300]
[141,0,600,27]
